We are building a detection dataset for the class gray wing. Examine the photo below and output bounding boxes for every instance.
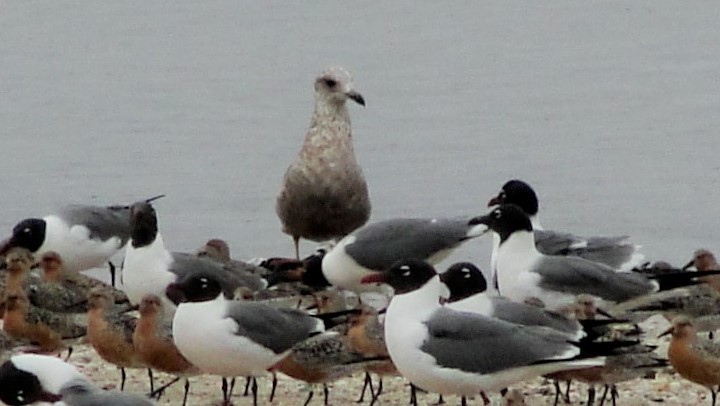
[58,205,132,244]
[535,230,638,269]
[225,302,318,354]
[490,297,582,338]
[170,253,256,292]
[345,217,475,270]
[421,308,577,374]
[533,256,654,302]
[195,256,267,291]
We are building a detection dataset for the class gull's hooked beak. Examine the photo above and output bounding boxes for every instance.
[346,90,365,106]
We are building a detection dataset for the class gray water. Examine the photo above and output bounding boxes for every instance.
[1,1,718,279]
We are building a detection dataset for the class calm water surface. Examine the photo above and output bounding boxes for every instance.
[1,2,718,280]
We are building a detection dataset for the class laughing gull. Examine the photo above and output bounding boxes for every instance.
[440,262,612,341]
[269,217,487,292]
[133,294,200,406]
[360,259,635,400]
[59,378,156,406]
[0,195,164,286]
[86,287,151,392]
[167,271,343,405]
[0,354,85,405]
[488,179,644,271]
[661,316,720,406]
[122,201,258,310]
[276,67,370,258]
[471,204,720,314]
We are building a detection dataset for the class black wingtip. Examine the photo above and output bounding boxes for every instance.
[578,319,639,341]
[650,269,720,291]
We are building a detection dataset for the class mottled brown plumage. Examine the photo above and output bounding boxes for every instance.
[86,287,147,391]
[276,67,371,258]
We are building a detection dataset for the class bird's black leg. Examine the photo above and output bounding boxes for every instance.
[148,368,154,393]
[323,383,329,405]
[244,376,251,396]
[588,386,596,406]
[357,372,374,403]
[436,394,444,404]
[108,261,116,287]
[182,379,190,406]
[251,376,258,406]
[120,367,126,391]
[303,390,314,406]
[564,380,572,403]
[598,385,609,406]
[409,384,417,406]
[147,376,180,400]
[270,372,278,402]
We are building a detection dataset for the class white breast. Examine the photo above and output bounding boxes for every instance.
[121,234,175,306]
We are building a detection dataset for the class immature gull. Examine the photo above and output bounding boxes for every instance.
[60,378,156,406]
[360,259,634,402]
[487,179,644,272]
[122,201,259,310]
[0,354,85,405]
[471,204,720,313]
[276,67,370,258]
[267,216,487,293]
[0,195,164,286]
[167,271,347,405]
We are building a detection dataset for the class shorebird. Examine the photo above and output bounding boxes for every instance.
[471,204,720,313]
[133,294,200,405]
[685,249,720,292]
[271,327,387,406]
[86,287,151,392]
[661,316,720,405]
[361,259,635,403]
[2,248,86,356]
[487,179,643,272]
[0,195,163,286]
[276,67,370,258]
[195,238,268,291]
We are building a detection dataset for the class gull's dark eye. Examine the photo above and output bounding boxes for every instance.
[324,78,337,87]
[494,210,502,219]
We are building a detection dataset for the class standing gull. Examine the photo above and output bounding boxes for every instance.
[276,67,370,258]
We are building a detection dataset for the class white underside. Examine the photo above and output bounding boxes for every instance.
[385,277,602,396]
[322,236,380,292]
[495,231,577,312]
[38,216,125,273]
[11,354,85,405]
[172,296,284,377]
[121,233,176,309]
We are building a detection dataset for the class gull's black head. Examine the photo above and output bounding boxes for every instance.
[166,272,229,305]
[488,179,539,217]
[0,360,50,405]
[361,258,437,295]
[440,262,487,302]
[469,204,533,243]
[0,219,46,256]
[129,201,158,248]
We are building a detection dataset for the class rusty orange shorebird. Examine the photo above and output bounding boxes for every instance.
[661,315,720,405]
